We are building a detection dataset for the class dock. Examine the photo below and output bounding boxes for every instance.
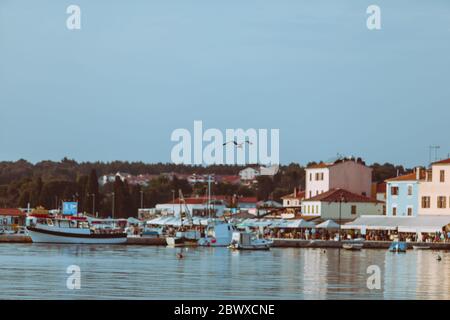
[126,237,167,245]
[272,239,450,250]
[0,234,32,243]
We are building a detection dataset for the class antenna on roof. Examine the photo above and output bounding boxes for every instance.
[429,145,440,165]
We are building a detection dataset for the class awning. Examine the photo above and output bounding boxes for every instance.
[342,215,450,233]
[269,219,315,229]
[315,220,340,229]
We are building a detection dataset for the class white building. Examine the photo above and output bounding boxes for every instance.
[239,167,260,181]
[155,197,227,217]
[281,188,305,208]
[305,158,372,199]
[418,159,450,215]
[301,188,383,221]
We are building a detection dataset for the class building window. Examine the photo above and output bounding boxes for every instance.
[286,200,290,206]
[437,196,447,209]
[391,186,399,196]
[440,170,445,183]
[351,205,357,215]
[427,169,433,182]
[407,207,413,216]
[392,207,397,216]
[310,173,312,181]
[422,196,431,209]
[383,205,386,215]
[407,185,413,196]
[309,191,312,198]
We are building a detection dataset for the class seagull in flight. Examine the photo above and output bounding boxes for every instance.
[223,140,253,148]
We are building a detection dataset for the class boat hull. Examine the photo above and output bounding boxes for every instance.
[27,227,127,244]
[230,244,271,250]
[342,243,363,250]
[166,236,198,247]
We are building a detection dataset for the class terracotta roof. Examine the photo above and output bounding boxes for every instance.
[169,196,229,205]
[303,188,381,204]
[0,208,25,217]
[385,173,417,182]
[433,158,450,165]
[281,190,305,199]
[237,197,257,203]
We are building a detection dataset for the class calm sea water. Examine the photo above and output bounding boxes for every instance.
[0,243,449,300]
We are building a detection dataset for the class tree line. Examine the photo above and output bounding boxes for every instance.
[0,159,409,217]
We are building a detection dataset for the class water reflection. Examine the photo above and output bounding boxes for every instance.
[0,244,449,299]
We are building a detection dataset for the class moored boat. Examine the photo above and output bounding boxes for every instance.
[26,215,127,244]
[389,241,407,253]
[228,231,273,250]
[166,230,200,247]
[342,243,363,250]
[198,220,236,247]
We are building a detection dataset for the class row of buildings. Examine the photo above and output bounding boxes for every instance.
[281,157,383,222]
[98,165,279,187]
[386,159,450,217]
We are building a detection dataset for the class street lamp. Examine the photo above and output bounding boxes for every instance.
[338,193,346,243]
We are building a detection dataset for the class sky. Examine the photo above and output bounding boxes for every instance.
[1,0,450,167]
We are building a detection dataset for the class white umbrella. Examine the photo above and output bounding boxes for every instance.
[315,219,340,229]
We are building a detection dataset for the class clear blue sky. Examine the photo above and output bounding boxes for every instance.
[1,0,449,167]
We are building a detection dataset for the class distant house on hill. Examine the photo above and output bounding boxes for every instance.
[239,167,260,182]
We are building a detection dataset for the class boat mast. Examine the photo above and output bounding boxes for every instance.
[179,189,193,226]
[207,174,211,220]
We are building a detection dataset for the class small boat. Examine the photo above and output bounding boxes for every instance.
[342,243,363,250]
[198,220,236,247]
[26,215,127,244]
[142,226,164,238]
[413,245,431,250]
[389,241,407,253]
[166,230,200,247]
[228,231,273,250]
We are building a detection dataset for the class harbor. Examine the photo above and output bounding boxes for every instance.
[1,243,449,300]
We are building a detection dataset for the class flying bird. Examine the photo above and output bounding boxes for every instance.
[223,140,238,146]
[223,140,253,148]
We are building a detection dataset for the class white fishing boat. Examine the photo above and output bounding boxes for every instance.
[166,230,201,247]
[26,214,127,244]
[165,190,201,247]
[228,231,273,250]
[198,220,236,247]
[342,243,363,250]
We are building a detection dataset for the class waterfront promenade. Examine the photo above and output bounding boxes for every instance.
[4,234,450,250]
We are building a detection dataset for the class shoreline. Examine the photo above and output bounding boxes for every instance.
[3,235,450,250]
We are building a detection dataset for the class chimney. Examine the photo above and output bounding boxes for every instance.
[293,187,297,197]
[416,167,423,180]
